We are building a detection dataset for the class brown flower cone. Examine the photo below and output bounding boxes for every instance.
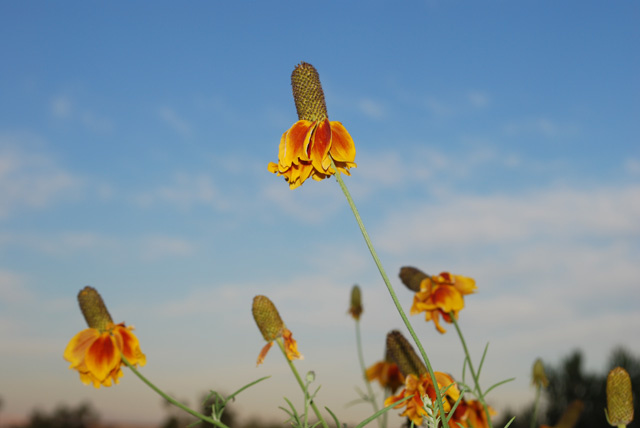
[291,62,328,122]
[252,295,285,342]
[607,367,634,425]
[399,266,430,292]
[77,286,113,332]
[386,330,427,377]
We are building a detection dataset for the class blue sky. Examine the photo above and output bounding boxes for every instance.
[1,1,639,426]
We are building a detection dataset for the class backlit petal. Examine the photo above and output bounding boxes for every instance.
[309,119,332,172]
[84,334,120,382]
[328,122,356,163]
[64,328,99,368]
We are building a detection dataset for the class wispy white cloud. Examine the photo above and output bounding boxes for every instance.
[357,98,386,120]
[376,184,640,253]
[468,90,490,108]
[0,138,83,219]
[0,269,32,303]
[502,117,580,139]
[624,158,640,176]
[139,236,195,261]
[158,106,192,136]
[50,95,113,132]
[134,172,227,211]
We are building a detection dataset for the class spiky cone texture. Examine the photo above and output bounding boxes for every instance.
[252,295,285,341]
[532,358,549,388]
[349,284,363,320]
[607,367,634,426]
[399,266,430,292]
[78,286,113,331]
[292,62,328,122]
[386,330,427,377]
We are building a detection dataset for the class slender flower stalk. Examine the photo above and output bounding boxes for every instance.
[275,338,330,428]
[531,358,549,428]
[120,355,230,428]
[450,313,494,428]
[331,160,449,424]
[350,287,382,428]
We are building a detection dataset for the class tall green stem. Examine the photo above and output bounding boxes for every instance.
[450,315,493,428]
[120,355,230,428]
[276,338,330,428]
[530,384,541,428]
[331,162,448,422]
[355,319,382,428]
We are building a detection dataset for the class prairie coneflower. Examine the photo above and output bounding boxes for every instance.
[252,295,302,365]
[400,267,476,334]
[63,286,146,388]
[268,62,356,189]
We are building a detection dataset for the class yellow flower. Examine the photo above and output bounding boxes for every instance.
[384,372,460,427]
[268,62,356,189]
[400,267,476,334]
[460,399,496,428]
[252,295,302,366]
[63,287,146,388]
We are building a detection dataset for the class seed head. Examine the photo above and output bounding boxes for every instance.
[399,266,430,292]
[291,62,328,122]
[386,330,427,377]
[607,367,634,425]
[77,286,113,332]
[252,295,285,342]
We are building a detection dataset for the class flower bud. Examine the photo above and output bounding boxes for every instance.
[348,284,363,320]
[252,295,285,342]
[607,367,634,425]
[291,62,328,122]
[399,266,430,292]
[386,330,426,377]
[532,358,549,388]
[77,286,113,332]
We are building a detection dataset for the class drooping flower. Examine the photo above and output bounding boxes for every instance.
[252,295,302,366]
[400,267,476,334]
[348,284,363,321]
[268,62,356,189]
[63,286,146,388]
[460,399,496,428]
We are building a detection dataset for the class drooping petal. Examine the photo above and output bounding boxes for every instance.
[282,121,314,167]
[113,324,146,367]
[282,328,303,361]
[328,122,356,163]
[429,286,464,313]
[64,328,99,368]
[84,333,120,383]
[308,119,332,172]
[453,274,477,295]
[256,341,274,366]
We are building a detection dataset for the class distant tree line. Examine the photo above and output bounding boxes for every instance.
[497,346,639,428]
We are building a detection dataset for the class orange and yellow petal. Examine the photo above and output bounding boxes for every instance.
[64,328,100,368]
[256,341,274,366]
[282,328,303,361]
[84,333,120,382]
[113,324,146,367]
[281,121,314,167]
[327,122,356,163]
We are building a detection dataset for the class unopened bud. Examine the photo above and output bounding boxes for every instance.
[532,358,549,388]
[77,286,113,332]
[348,285,363,320]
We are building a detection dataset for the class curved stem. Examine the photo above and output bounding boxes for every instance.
[120,355,230,428]
[355,319,382,428]
[450,315,493,428]
[276,338,330,428]
[331,162,448,422]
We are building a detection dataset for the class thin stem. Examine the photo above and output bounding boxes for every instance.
[355,319,382,428]
[120,355,230,428]
[530,384,541,428]
[276,338,330,428]
[331,162,448,422]
[450,314,493,428]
